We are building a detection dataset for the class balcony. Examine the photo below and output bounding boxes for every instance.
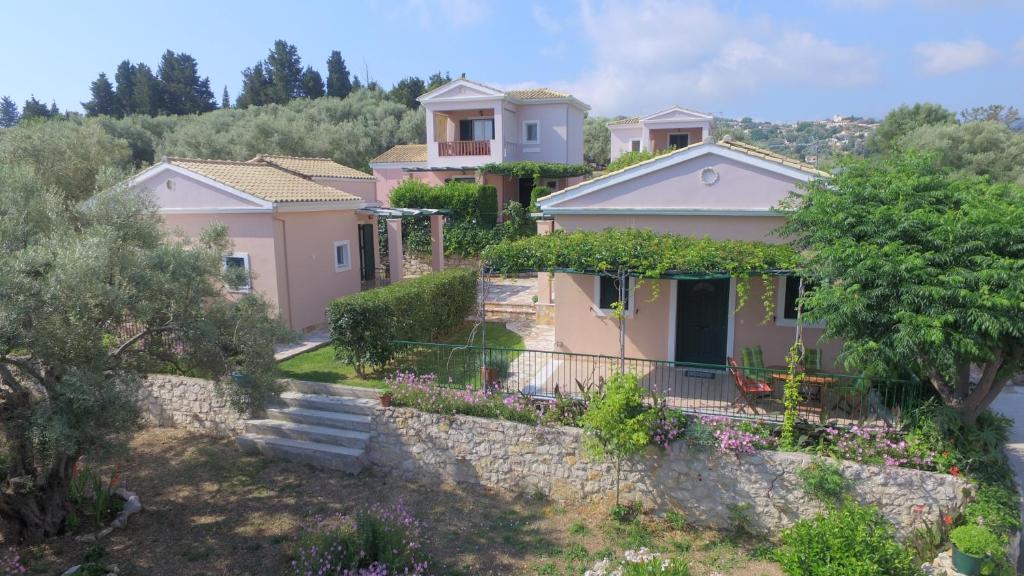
[438,140,491,157]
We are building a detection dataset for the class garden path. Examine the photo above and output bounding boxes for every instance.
[991,384,1024,572]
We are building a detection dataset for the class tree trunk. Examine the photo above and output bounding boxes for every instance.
[0,456,73,544]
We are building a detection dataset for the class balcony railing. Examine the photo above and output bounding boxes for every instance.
[390,341,928,426]
[438,140,491,157]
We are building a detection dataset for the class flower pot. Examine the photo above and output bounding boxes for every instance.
[951,545,984,576]
[379,393,392,408]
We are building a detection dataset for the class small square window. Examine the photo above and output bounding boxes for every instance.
[334,241,351,272]
[523,121,540,144]
[630,139,641,152]
[598,276,630,311]
[778,275,823,327]
[224,253,251,293]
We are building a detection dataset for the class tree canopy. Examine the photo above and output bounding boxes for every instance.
[780,151,1024,423]
[584,116,611,166]
[900,120,1024,186]
[866,103,956,155]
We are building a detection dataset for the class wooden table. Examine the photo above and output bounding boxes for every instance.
[765,366,842,413]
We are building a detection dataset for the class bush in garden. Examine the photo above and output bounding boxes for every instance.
[328,268,477,375]
[389,180,499,226]
[696,416,776,455]
[290,504,432,575]
[963,483,1021,542]
[385,372,538,425]
[579,373,655,508]
[774,499,921,576]
[797,461,850,507]
[529,185,551,211]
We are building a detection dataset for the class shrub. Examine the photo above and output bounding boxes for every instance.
[390,179,499,226]
[775,500,921,576]
[529,186,551,211]
[950,524,1004,557]
[798,460,850,507]
[650,407,687,450]
[696,416,776,455]
[963,483,1020,540]
[585,549,690,576]
[385,372,538,425]
[289,504,432,575]
[328,268,477,374]
[0,548,25,576]
[606,150,662,172]
[816,424,938,470]
[579,373,654,507]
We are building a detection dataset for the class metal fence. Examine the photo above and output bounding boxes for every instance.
[391,341,928,426]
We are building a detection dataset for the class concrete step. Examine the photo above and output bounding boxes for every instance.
[284,379,382,400]
[237,434,365,473]
[279,392,377,415]
[266,407,372,431]
[245,419,370,449]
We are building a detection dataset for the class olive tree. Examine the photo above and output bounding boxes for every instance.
[0,164,291,542]
[780,151,1024,424]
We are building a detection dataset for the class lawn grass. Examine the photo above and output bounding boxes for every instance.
[277,321,524,387]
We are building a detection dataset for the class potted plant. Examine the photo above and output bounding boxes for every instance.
[949,524,1003,576]
[379,386,393,408]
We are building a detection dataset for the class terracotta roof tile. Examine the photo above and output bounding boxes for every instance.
[716,140,829,177]
[505,88,570,100]
[167,158,361,203]
[607,117,640,126]
[369,144,428,164]
[252,155,373,179]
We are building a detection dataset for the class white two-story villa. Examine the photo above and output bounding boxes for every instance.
[607,106,714,162]
[370,76,590,208]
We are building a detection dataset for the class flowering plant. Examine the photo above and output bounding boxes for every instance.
[817,425,937,470]
[0,548,25,576]
[695,415,776,455]
[385,372,538,425]
[649,407,686,450]
[290,503,432,575]
[584,549,689,575]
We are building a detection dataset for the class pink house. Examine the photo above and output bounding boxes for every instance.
[370,77,590,208]
[607,106,714,162]
[131,156,397,332]
[535,139,839,370]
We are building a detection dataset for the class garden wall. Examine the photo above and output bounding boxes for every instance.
[138,374,246,436]
[368,408,971,540]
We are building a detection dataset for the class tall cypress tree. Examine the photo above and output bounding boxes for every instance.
[114,60,137,116]
[265,40,303,104]
[83,72,119,117]
[221,86,231,109]
[300,67,324,99]
[157,50,216,114]
[21,96,52,120]
[236,62,272,108]
[325,50,351,99]
[0,96,19,127]
[132,63,161,116]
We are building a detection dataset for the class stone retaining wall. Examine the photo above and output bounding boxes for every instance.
[138,374,246,436]
[368,408,971,540]
[402,253,480,278]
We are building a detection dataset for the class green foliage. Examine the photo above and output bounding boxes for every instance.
[386,372,538,425]
[67,466,124,528]
[483,228,797,312]
[325,51,352,99]
[606,150,662,173]
[580,373,654,506]
[0,96,20,128]
[775,500,922,576]
[798,461,850,506]
[780,343,804,449]
[388,76,427,109]
[901,120,1024,185]
[780,151,1024,422]
[389,179,499,225]
[584,116,612,166]
[501,201,533,240]
[529,186,550,211]
[950,524,1004,557]
[866,102,956,155]
[963,483,1021,540]
[479,160,592,181]
[0,163,290,542]
[83,73,119,117]
[327,268,478,374]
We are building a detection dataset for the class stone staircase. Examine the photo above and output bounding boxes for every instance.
[483,302,536,321]
[237,380,378,473]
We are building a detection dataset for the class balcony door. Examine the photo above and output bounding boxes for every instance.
[668,133,690,149]
[459,118,494,141]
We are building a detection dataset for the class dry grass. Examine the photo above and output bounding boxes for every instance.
[10,429,782,575]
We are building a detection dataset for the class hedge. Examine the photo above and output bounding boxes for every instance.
[389,180,498,227]
[327,267,478,375]
[529,186,551,211]
[478,161,592,181]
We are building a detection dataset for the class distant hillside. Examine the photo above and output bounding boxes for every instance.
[715,115,878,165]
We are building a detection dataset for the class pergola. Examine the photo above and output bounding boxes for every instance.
[356,207,449,283]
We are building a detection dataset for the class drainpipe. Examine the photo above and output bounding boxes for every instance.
[273,215,294,330]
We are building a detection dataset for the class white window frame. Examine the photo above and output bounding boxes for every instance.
[223,252,251,293]
[593,275,636,318]
[523,120,540,144]
[775,276,825,328]
[629,139,642,152]
[334,240,352,272]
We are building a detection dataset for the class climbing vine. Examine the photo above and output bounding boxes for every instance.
[481,228,798,315]
[780,342,805,449]
[478,161,592,182]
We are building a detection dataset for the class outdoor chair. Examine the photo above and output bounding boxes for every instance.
[740,346,769,383]
[802,348,823,373]
[727,357,774,415]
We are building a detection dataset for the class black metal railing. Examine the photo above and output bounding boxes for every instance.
[391,341,927,425]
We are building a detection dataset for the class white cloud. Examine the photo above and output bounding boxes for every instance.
[402,0,488,29]
[554,0,880,115]
[913,40,997,75]
[532,5,562,34]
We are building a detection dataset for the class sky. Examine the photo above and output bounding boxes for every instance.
[1,0,1022,122]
